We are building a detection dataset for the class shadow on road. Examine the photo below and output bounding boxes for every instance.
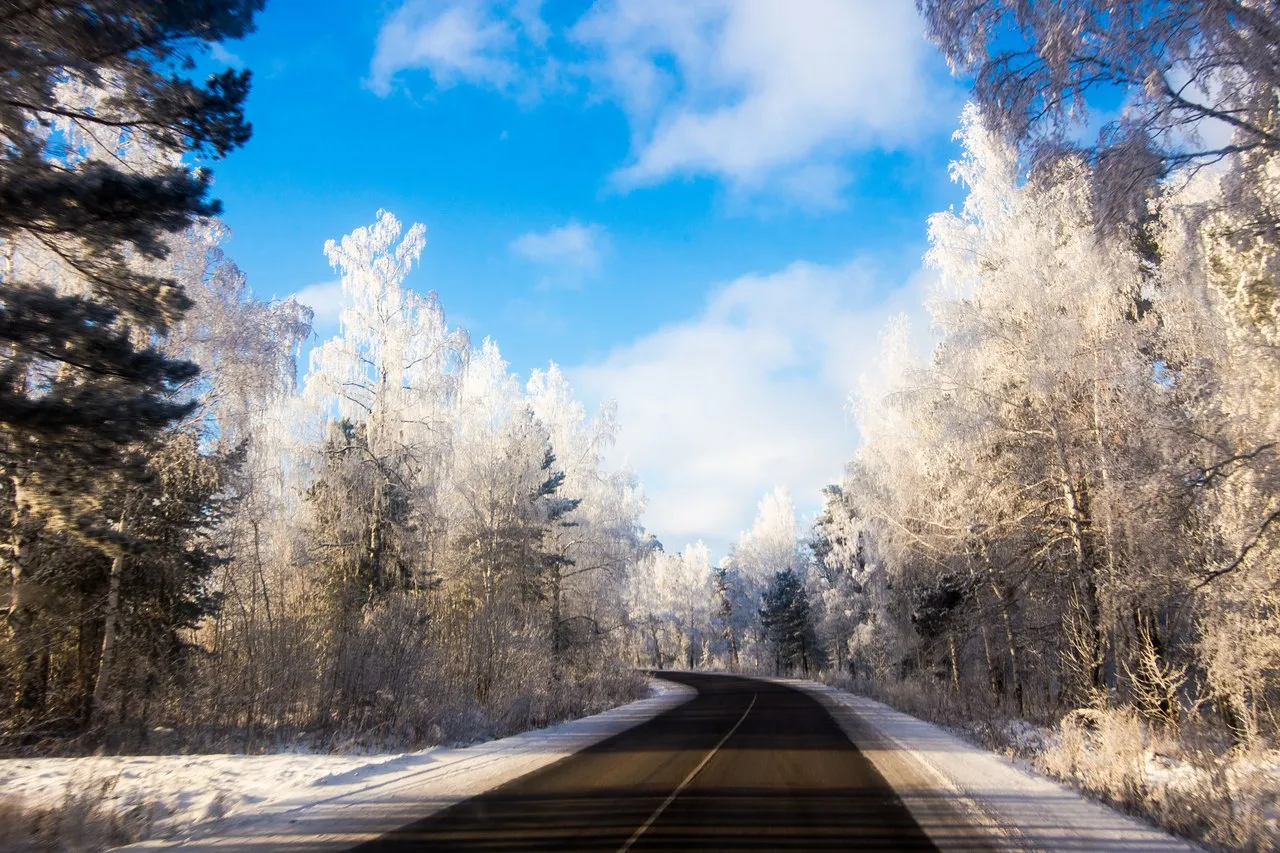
[350,672,969,852]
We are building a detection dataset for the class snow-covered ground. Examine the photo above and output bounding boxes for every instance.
[787,679,1207,853]
[0,680,697,852]
[1,750,419,841]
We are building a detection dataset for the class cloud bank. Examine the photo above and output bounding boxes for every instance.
[573,0,942,206]
[570,259,932,555]
[370,0,948,204]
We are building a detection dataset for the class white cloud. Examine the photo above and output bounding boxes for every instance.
[368,1,950,203]
[510,221,607,277]
[572,0,947,204]
[509,0,550,47]
[369,0,548,96]
[289,280,346,327]
[209,43,244,68]
[569,259,932,557]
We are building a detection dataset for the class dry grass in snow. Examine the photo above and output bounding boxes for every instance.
[0,750,409,851]
[1038,708,1280,852]
[0,675,670,853]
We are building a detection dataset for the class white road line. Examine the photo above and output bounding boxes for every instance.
[616,691,758,853]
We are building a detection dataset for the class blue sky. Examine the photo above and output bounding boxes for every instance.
[207,0,967,556]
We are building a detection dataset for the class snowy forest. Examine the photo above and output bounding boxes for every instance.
[3,2,1280,846]
[616,4,1280,847]
[0,2,647,752]
[634,1,1280,722]
[629,2,1280,730]
[842,0,1280,749]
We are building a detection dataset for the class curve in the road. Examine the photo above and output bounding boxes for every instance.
[350,672,947,852]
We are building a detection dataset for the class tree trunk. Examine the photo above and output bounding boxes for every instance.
[1051,419,1106,696]
[991,581,1024,716]
[92,511,128,725]
[980,616,1001,700]
[948,633,961,693]
[251,517,273,630]
[76,614,104,723]
[7,482,47,714]
[548,566,563,663]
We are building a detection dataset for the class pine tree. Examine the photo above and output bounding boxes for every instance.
[1,0,263,717]
[759,568,818,675]
[532,448,582,662]
[305,420,417,628]
[1,0,263,498]
[712,565,739,670]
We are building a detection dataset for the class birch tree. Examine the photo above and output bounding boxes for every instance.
[304,210,468,607]
[919,0,1280,229]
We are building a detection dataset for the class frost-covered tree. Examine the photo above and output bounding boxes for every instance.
[625,543,712,669]
[919,0,1280,229]
[760,567,820,675]
[1151,166,1280,741]
[807,486,872,675]
[723,487,803,671]
[158,220,313,445]
[711,563,740,670]
[730,487,802,583]
[844,6,1276,751]
[828,96,1279,745]
[303,210,468,600]
[526,364,642,662]
[3,190,652,747]
[921,109,1179,705]
[443,364,566,697]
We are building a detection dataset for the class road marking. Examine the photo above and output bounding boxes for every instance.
[616,691,757,852]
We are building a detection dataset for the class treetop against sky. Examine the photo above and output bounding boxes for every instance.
[205,0,970,557]
[213,0,1257,558]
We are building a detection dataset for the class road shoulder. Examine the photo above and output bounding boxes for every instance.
[779,679,1205,853]
[114,679,698,852]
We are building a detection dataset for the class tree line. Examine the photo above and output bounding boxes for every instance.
[622,488,822,678]
[818,0,1280,746]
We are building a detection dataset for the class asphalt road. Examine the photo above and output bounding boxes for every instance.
[349,672,944,852]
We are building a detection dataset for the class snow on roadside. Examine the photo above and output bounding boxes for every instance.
[0,750,405,840]
[0,679,696,852]
[786,680,1206,853]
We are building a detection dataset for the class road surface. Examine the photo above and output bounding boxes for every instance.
[350,672,945,852]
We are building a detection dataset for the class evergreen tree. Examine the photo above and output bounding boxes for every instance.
[92,430,237,730]
[305,420,417,628]
[1,0,263,512]
[532,448,582,661]
[712,564,740,670]
[1,0,263,719]
[1,427,236,731]
[760,568,819,675]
